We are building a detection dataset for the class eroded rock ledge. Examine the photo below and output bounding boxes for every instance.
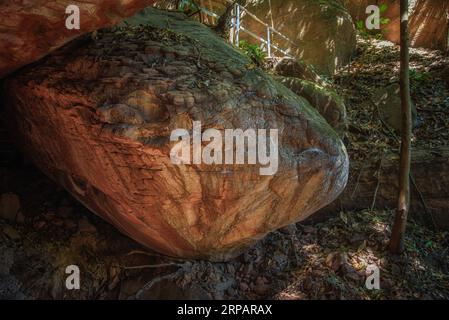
[2,9,348,260]
[0,0,155,78]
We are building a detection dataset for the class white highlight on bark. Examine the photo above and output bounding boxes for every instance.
[366,5,381,30]
[65,5,80,30]
[170,121,279,176]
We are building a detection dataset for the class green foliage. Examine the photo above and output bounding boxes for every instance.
[379,3,388,14]
[410,69,428,82]
[356,20,369,38]
[178,0,199,13]
[356,2,390,40]
[410,69,429,89]
[238,40,267,65]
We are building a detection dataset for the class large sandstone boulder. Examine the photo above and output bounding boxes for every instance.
[242,0,356,75]
[2,9,348,260]
[0,0,155,78]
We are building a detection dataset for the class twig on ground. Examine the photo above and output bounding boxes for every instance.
[118,262,182,270]
[409,173,438,230]
[135,266,187,299]
[350,154,371,199]
[124,249,184,262]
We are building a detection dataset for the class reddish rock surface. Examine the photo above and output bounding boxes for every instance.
[344,0,449,51]
[408,0,449,51]
[0,0,155,78]
[2,9,348,260]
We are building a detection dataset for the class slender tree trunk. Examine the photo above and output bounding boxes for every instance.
[389,0,412,254]
[214,1,237,39]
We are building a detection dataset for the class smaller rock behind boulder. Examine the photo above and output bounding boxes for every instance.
[373,84,417,132]
[274,57,325,85]
[276,76,347,135]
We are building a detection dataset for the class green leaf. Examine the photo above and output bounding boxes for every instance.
[379,3,388,13]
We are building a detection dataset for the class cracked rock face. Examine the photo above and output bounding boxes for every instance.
[273,58,348,135]
[276,77,348,135]
[0,0,155,78]
[2,9,348,260]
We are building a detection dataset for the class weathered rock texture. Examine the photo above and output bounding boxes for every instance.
[0,0,155,78]
[343,1,399,25]
[274,57,327,86]
[408,0,449,51]
[343,0,400,44]
[242,0,357,75]
[344,0,449,51]
[315,147,449,229]
[273,58,348,134]
[384,0,449,51]
[276,77,348,135]
[2,9,348,260]
[343,0,377,22]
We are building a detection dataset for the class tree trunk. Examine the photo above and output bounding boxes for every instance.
[389,0,412,254]
[214,1,237,39]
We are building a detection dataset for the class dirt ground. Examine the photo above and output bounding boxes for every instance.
[1,160,448,300]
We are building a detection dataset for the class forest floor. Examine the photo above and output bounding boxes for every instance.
[1,38,449,300]
[335,37,449,163]
[1,163,448,300]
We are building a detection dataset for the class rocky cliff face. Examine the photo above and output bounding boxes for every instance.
[242,0,357,75]
[408,0,449,51]
[344,0,448,51]
[2,9,349,260]
[0,0,155,78]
